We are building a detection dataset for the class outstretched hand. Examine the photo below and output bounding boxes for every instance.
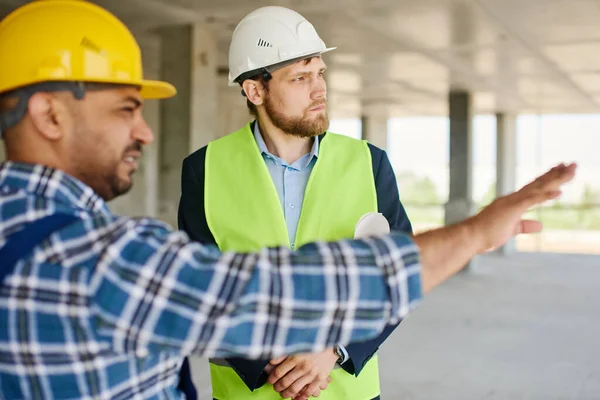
[470,162,577,253]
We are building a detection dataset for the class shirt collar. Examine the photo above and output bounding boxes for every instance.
[0,161,110,215]
[253,121,319,166]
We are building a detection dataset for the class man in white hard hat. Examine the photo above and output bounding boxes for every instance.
[177,6,574,400]
[178,6,412,400]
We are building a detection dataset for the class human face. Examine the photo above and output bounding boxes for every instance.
[65,86,153,201]
[262,56,329,138]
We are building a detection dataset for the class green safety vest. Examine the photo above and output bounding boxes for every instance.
[204,123,380,400]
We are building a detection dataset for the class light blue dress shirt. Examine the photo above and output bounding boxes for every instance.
[253,124,319,250]
[253,124,350,364]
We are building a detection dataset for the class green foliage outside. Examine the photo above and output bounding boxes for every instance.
[396,172,440,206]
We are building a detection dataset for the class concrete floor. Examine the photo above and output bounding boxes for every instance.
[189,253,600,399]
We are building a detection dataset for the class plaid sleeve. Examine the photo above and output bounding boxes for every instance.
[89,218,422,359]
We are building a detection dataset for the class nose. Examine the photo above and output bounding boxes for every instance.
[311,75,327,100]
[132,116,154,145]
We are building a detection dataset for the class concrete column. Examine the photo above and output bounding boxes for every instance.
[141,100,160,218]
[361,115,388,150]
[445,91,476,268]
[216,75,251,136]
[496,113,517,255]
[445,91,475,224]
[158,24,217,226]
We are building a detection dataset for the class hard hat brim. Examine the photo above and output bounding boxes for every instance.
[139,79,177,99]
[228,46,337,86]
[0,78,178,100]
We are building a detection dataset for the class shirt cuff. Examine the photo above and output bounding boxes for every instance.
[337,345,350,365]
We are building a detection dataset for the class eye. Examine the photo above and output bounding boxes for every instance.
[293,76,305,82]
[122,107,136,114]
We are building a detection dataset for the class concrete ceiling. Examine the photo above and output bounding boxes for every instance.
[2,0,600,117]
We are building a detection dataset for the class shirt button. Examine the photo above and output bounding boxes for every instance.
[291,242,295,249]
[289,203,294,209]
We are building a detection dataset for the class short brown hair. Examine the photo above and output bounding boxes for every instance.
[0,95,17,114]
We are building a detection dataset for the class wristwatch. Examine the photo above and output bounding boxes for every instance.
[333,345,344,364]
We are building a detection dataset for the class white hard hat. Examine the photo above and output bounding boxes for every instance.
[228,6,336,86]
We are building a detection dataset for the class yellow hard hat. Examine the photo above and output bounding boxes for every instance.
[0,0,176,99]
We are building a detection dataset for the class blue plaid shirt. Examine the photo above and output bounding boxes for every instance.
[0,161,422,399]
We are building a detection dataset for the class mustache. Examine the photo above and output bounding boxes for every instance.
[123,141,144,158]
[309,100,327,109]
[123,141,143,156]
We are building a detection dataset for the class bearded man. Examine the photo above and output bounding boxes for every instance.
[178,6,412,400]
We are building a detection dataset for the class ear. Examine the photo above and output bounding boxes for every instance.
[242,80,266,107]
[27,92,69,141]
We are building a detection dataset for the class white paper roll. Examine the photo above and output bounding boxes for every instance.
[354,212,390,239]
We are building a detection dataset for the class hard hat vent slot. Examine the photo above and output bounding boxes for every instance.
[81,37,102,53]
[257,39,273,48]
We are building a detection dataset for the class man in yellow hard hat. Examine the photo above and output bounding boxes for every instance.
[0,1,577,400]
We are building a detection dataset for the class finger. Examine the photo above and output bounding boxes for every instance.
[270,356,287,365]
[549,163,576,186]
[520,165,560,192]
[299,380,323,399]
[319,377,331,390]
[526,163,576,193]
[279,374,313,399]
[268,358,297,385]
[535,163,572,186]
[264,363,275,374]
[293,385,310,400]
[293,384,314,400]
[544,190,562,199]
[273,365,311,393]
[519,164,569,197]
[523,190,562,209]
[516,219,543,234]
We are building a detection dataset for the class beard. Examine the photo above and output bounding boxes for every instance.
[103,141,143,199]
[73,139,140,201]
[264,94,329,138]
[65,104,141,202]
[106,141,141,197]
